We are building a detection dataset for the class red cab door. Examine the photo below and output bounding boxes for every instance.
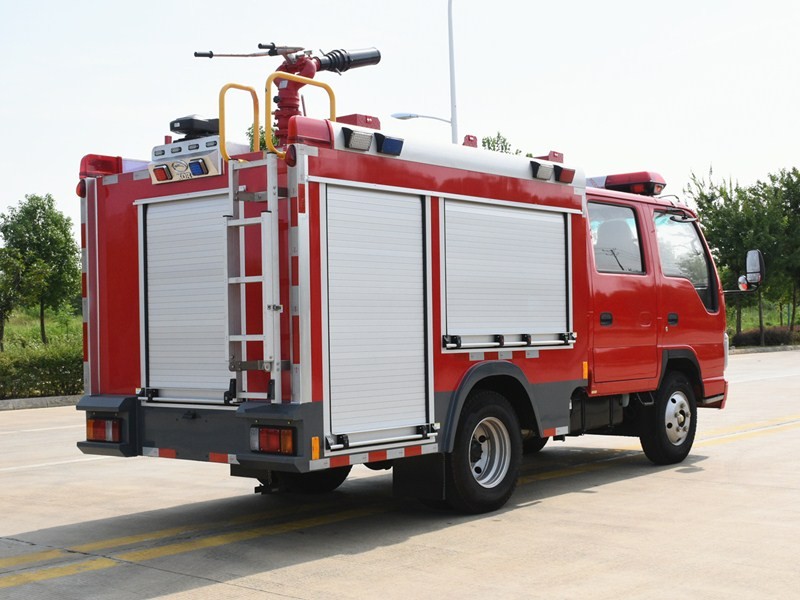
[588,199,658,383]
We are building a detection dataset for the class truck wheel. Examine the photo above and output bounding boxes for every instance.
[523,436,548,454]
[639,372,697,465]
[446,390,522,513]
[269,466,352,494]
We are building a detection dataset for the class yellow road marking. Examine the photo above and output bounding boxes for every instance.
[0,499,328,570]
[0,549,67,569]
[698,420,800,447]
[118,505,388,562]
[0,558,118,589]
[0,506,387,590]
[700,414,800,440]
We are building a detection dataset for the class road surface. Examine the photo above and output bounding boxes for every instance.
[1,350,798,599]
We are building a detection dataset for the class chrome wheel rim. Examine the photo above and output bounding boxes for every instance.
[664,391,691,446]
[469,416,511,488]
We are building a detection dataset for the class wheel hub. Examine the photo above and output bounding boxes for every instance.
[469,417,511,488]
[664,391,692,446]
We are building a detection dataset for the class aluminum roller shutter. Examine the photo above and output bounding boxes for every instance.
[444,199,568,338]
[326,186,427,441]
[145,194,231,397]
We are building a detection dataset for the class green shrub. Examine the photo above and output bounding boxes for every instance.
[0,336,83,399]
[731,327,800,348]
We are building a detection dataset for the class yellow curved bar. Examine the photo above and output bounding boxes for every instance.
[265,72,337,159]
[218,83,261,162]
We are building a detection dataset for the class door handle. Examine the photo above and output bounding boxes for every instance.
[668,313,679,326]
[600,312,613,326]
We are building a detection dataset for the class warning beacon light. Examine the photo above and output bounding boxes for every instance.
[587,172,667,196]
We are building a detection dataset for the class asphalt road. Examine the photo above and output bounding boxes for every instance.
[1,350,798,599]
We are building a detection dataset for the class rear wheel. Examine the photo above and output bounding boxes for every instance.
[263,466,352,494]
[446,390,522,513]
[639,372,697,465]
[523,436,548,454]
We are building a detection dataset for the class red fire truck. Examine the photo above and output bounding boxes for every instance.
[76,45,762,513]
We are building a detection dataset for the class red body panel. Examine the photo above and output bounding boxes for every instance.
[303,148,589,397]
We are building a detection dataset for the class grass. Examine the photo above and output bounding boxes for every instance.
[1,307,84,399]
[727,301,798,334]
[3,306,82,351]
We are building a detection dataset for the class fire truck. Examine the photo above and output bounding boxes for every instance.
[76,45,762,513]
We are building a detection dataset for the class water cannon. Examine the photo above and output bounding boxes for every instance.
[193,44,381,71]
[315,48,382,73]
[193,44,305,59]
[194,43,381,148]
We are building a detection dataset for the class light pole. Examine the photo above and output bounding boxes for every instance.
[391,112,451,125]
[447,0,458,144]
[391,1,458,143]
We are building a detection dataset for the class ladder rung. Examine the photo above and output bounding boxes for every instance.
[229,334,264,342]
[228,276,263,284]
[227,217,262,227]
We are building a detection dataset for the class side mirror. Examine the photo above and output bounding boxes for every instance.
[737,249,765,291]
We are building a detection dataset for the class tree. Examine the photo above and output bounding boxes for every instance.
[245,125,278,151]
[481,131,533,157]
[688,169,798,343]
[0,194,80,344]
[687,174,751,334]
[765,169,800,330]
[0,247,24,351]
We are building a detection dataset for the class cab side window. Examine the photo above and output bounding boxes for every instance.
[588,202,644,274]
[653,212,717,311]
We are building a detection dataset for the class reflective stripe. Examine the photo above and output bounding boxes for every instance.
[142,447,177,459]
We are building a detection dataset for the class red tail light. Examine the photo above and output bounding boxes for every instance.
[87,418,121,443]
[250,426,295,455]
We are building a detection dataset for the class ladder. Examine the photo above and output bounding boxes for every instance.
[225,155,282,403]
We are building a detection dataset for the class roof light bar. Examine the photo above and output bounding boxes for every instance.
[600,171,667,196]
[79,154,123,177]
[342,127,373,151]
[554,165,576,184]
[530,161,554,181]
[374,133,404,156]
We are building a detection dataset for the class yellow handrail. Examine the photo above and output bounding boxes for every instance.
[218,83,260,162]
[265,72,336,159]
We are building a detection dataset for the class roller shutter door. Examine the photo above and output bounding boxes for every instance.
[326,186,428,442]
[145,194,230,398]
[444,199,568,340]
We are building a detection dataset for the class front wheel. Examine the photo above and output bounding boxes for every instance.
[446,390,522,513]
[639,372,697,465]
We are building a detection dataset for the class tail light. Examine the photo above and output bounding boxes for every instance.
[87,418,121,443]
[250,426,295,455]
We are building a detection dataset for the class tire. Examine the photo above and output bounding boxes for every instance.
[270,466,352,494]
[445,390,522,514]
[523,436,548,454]
[639,372,697,465]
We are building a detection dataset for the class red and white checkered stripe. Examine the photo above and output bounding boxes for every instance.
[308,443,438,471]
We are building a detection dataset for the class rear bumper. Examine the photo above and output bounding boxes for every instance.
[76,395,323,472]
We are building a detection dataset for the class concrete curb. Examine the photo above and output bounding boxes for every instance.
[730,345,800,355]
[0,395,81,411]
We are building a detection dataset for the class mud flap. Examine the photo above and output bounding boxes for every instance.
[392,452,446,501]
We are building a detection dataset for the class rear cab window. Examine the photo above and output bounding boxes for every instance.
[588,202,645,274]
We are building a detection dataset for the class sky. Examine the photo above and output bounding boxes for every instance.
[2,0,799,242]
